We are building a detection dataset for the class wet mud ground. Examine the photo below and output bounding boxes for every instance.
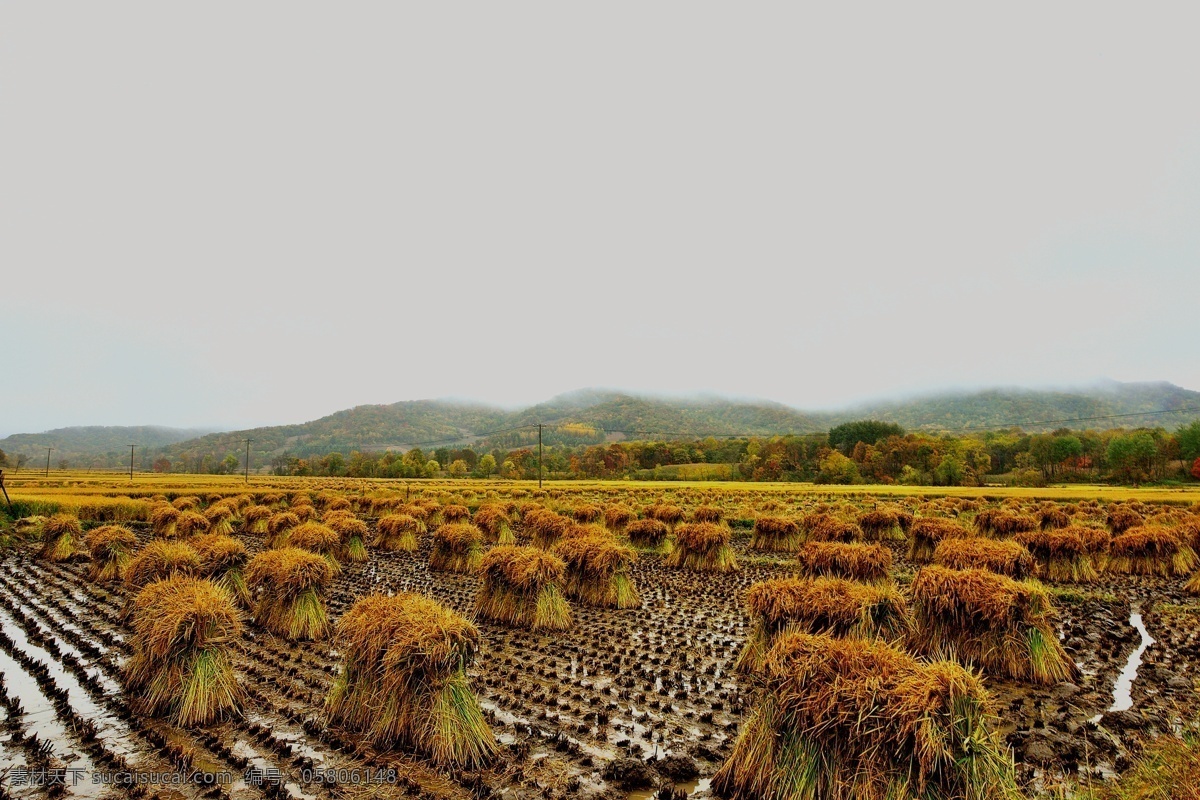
[0,525,1195,799]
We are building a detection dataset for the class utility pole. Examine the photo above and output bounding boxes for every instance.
[128,445,136,481]
[537,423,543,489]
[243,439,253,484]
[45,447,53,477]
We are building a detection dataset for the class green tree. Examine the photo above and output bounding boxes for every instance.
[1107,432,1156,483]
[828,420,904,453]
[448,459,469,477]
[933,454,964,486]
[424,459,440,478]
[323,452,347,476]
[1177,420,1200,462]
[477,454,497,477]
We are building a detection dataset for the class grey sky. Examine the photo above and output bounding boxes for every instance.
[3,4,1199,436]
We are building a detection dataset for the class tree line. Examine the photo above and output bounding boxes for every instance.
[5,419,1199,487]
[253,419,1200,486]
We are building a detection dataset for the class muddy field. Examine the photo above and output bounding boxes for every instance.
[0,489,1197,799]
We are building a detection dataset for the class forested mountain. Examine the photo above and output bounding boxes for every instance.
[835,381,1200,433]
[3,381,1198,473]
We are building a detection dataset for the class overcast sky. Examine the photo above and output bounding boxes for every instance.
[3,4,1199,436]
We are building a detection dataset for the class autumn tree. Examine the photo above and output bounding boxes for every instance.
[815,451,861,484]
[477,454,496,477]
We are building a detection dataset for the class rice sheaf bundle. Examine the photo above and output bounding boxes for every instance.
[1106,506,1145,534]
[749,517,803,552]
[797,541,893,584]
[933,538,1036,579]
[475,546,572,631]
[194,533,250,606]
[290,502,318,522]
[40,514,84,562]
[324,512,369,563]
[288,521,343,574]
[1039,508,1072,530]
[645,504,685,527]
[241,505,272,535]
[572,503,604,523]
[857,509,902,541]
[322,495,353,513]
[175,510,211,538]
[126,540,202,589]
[666,523,737,572]
[692,505,723,524]
[552,535,640,609]
[430,523,484,573]
[440,504,472,525]
[911,566,1078,685]
[266,511,301,548]
[907,518,970,563]
[326,593,496,768]
[525,508,572,550]
[626,519,671,553]
[203,505,235,537]
[712,632,1017,800]
[1171,518,1200,557]
[734,577,911,674]
[172,496,201,511]
[1014,527,1109,582]
[373,514,425,552]
[1107,527,1197,576]
[245,548,333,640]
[124,576,244,726]
[973,508,1036,538]
[149,504,181,538]
[803,514,864,544]
[604,504,636,533]
[86,525,138,582]
[474,505,516,545]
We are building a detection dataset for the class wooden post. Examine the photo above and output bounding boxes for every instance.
[129,445,136,481]
[0,469,12,513]
[538,424,543,489]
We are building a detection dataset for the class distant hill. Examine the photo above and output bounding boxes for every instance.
[0,426,215,470]
[830,381,1200,433]
[158,401,510,471]
[4,381,1199,471]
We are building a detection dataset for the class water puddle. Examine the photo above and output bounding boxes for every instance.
[628,776,712,799]
[1109,611,1154,713]
[1092,610,1155,725]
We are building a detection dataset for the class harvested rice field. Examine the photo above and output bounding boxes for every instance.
[2,476,1200,799]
